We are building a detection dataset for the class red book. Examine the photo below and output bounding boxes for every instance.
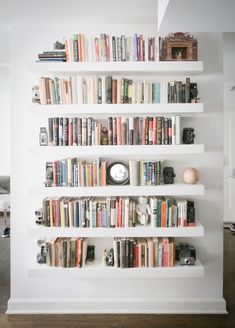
[142,118,146,145]
[163,238,169,267]
[116,117,122,145]
[135,244,139,267]
[149,118,153,145]
[105,34,110,61]
[68,118,73,146]
[117,197,122,227]
[153,117,157,144]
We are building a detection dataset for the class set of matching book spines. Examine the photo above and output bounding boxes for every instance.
[41,196,195,229]
[44,237,175,268]
[35,76,195,105]
[45,159,166,188]
[38,34,158,63]
[47,116,181,147]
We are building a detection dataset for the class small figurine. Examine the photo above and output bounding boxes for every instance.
[102,249,108,266]
[54,41,65,50]
[86,245,95,264]
[101,127,109,145]
[105,249,114,266]
[136,196,151,225]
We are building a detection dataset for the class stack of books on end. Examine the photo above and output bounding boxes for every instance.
[38,50,67,62]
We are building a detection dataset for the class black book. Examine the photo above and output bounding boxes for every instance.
[112,37,116,62]
[48,118,53,146]
[125,239,130,268]
[185,78,191,103]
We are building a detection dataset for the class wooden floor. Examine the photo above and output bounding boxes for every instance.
[0,228,234,328]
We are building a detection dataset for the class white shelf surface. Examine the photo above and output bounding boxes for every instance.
[28,259,204,278]
[30,103,204,115]
[29,184,205,197]
[28,61,204,75]
[28,221,204,238]
[30,145,205,157]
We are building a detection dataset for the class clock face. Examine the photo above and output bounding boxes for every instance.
[107,161,129,185]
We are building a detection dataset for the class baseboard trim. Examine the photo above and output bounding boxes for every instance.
[7,297,227,314]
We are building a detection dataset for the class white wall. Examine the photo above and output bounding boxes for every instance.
[0,25,11,176]
[8,24,226,313]
[223,33,235,222]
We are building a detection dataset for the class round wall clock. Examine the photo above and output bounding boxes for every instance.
[107,161,129,185]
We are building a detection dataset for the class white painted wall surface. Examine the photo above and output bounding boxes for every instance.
[8,25,226,313]
[0,25,10,176]
[223,32,235,222]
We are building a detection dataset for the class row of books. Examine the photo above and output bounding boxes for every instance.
[44,237,86,268]
[43,237,176,268]
[45,159,168,187]
[113,237,175,268]
[41,196,195,228]
[46,116,181,146]
[45,159,105,187]
[36,76,197,105]
[38,34,158,63]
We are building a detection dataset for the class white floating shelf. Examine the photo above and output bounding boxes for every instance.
[28,61,204,75]
[29,145,205,158]
[30,103,204,115]
[28,221,204,238]
[29,184,205,197]
[28,259,204,279]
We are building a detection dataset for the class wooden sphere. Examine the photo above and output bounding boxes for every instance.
[183,167,200,184]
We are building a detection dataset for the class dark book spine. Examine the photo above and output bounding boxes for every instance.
[48,118,53,146]
[98,77,102,104]
[73,118,78,146]
[126,239,130,268]
[106,76,112,104]
[53,117,59,146]
[59,117,63,146]
[77,118,82,146]
[112,36,116,62]
[186,78,190,103]
[145,117,149,145]
[63,118,68,146]
[68,118,73,146]
[108,117,113,145]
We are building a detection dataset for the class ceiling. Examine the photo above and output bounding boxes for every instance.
[0,0,157,25]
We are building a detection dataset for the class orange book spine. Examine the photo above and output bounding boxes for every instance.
[161,201,166,227]
[100,162,107,186]
[117,197,122,227]
[78,34,82,62]
[65,39,69,62]
[163,238,169,267]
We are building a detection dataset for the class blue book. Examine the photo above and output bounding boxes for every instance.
[134,33,138,61]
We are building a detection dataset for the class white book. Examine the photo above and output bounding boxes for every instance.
[101,76,106,104]
[71,76,77,105]
[129,160,140,186]
[176,115,181,144]
[82,238,88,267]
[113,239,118,267]
[149,197,157,227]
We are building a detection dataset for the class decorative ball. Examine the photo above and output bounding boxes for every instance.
[183,167,200,184]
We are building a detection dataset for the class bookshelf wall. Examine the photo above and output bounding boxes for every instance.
[9,23,226,314]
